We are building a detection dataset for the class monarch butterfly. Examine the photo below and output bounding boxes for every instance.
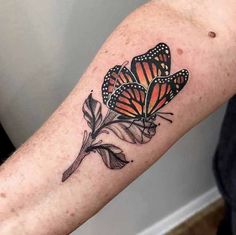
[101,43,189,122]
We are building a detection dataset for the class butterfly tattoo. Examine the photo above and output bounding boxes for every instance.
[62,43,189,182]
[102,43,188,122]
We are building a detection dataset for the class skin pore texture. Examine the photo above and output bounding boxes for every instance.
[0,0,236,234]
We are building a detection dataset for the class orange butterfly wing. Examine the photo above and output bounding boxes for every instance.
[131,43,171,89]
[146,69,189,116]
[102,65,136,104]
[107,83,146,118]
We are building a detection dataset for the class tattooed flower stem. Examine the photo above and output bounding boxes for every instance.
[62,132,94,182]
[62,113,127,181]
[92,120,117,138]
[62,112,112,182]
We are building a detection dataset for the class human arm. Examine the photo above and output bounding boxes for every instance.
[0,0,236,234]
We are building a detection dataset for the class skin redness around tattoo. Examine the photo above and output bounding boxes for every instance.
[62,43,189,182]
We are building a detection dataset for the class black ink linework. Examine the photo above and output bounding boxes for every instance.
[62,43,189,182]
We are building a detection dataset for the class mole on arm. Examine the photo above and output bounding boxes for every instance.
[177,48,183,55]
[208,31,216,38]
[0,192,6,198]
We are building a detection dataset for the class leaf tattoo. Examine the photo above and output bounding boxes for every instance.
[88,144,129,169]
[62,43,189,182]
[105,119,157,144]
[82,93,102,134]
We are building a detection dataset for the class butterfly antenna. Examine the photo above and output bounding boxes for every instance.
[118,60,129,74]
[112,60,129,93]
[156,114,173,123]
[156,111,173,115]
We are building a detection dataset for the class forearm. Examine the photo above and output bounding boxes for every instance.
[0,1,236,234]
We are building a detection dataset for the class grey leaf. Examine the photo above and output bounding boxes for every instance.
[105,119,157,144]
[82,93,102,133]
[90,144,129,169]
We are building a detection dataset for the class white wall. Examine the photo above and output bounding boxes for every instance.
[0,1,225,235]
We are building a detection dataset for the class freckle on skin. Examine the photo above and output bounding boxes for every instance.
[0,193,6,198]
[177,48,183,55]
[125,39,130,45]
[208,31,216,38]
[11,208,15,213]
[70,213,75,217]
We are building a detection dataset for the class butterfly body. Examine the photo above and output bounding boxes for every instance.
[102,43,189,121]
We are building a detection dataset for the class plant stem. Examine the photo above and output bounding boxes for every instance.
[61,111,114,182]
[62,133,93,182]
[62,111,126,182]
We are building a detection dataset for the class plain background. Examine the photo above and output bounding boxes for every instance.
[0,1,226,234]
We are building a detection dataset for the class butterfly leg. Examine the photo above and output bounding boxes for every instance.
[145,117,160,135]
[126,118,139,129]
[140,118,147,143]
[127,118,146,143]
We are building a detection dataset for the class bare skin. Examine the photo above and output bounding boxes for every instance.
[0,0,236,234]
